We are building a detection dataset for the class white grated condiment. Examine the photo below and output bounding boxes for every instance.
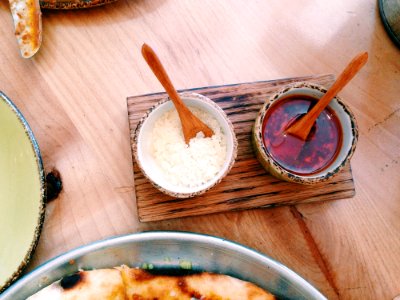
[151,107,227,188]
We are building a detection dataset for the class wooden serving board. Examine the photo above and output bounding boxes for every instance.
[127,74,355,222]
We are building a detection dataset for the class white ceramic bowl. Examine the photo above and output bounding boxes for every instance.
[253,82,358,184]
[133,92,238,198]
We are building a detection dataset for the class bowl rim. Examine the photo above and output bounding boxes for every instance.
[253,82,358,184]
[0,231,327,300]
[0,92,46,292]
[132,92,238,198]
[39,0,118,9]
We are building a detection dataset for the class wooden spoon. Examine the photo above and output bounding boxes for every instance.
[285,52,368,140]
[141,43,214,144]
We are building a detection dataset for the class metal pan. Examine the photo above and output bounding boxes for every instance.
[0,231,327,300]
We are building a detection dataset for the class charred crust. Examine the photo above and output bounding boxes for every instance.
[177,278,202,299]
[130,269,155,282]
[60,272,84,290]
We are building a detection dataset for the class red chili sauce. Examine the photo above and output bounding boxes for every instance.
[262,95,342,175]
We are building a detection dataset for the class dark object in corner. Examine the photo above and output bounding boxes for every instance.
[45,169,62,202]
[379,0,400,48]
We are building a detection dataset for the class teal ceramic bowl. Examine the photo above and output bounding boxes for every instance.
[0,92,46,292]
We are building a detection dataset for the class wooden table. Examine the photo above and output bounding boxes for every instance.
[0,1,399,299]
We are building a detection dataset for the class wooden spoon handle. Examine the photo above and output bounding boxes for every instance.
[141,43,190,115]
[286,52,368,140]
[307,52,368,122]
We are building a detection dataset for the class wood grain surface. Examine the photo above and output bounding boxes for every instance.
[0,0,399,299]
[128,75,356,222]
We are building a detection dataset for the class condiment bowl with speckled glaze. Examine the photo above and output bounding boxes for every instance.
[252,82,358,184]
[133,92,238,198]
[39,0,117,9]
[0,92,46,292]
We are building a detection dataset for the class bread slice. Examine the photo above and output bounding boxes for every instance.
[8,0,42,58]
[27,266,276,299]
[27,269,127,300]
[119,265,276,300]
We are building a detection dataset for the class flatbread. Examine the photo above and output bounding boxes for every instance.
[27,266,276,299]
[8,0,42,58]
[119,266,276,300]
[27,269,127,300]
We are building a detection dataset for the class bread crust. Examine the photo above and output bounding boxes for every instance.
[28,266,276,300]
[27,269,127,300]
[119,266,276,300]
[8,0,42,58]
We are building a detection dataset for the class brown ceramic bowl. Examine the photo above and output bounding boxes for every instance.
[252,82,358,184]
[133,92,238,198]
